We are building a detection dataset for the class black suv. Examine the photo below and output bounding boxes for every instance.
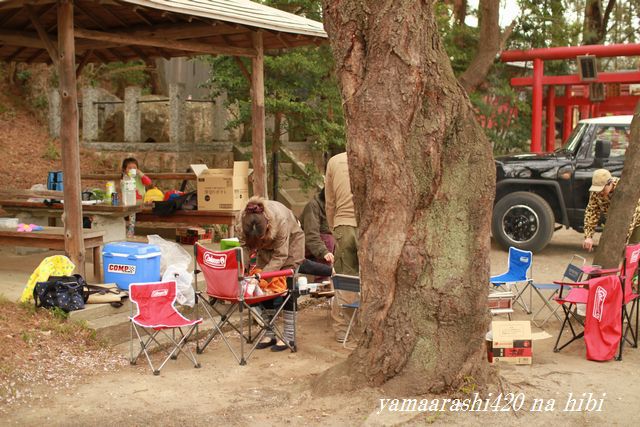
[492,115,632,252]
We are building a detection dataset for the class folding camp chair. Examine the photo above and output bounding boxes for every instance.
[552,268,592,352]
[193,244,295,365]
[617,243,640,360]
[490,247,533,313]
[129,281,202,375]
[529,255,585,328]
[332,274,360,348]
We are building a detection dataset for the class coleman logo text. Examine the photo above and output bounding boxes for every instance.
[108,264,136,275]
[204,253,226,269]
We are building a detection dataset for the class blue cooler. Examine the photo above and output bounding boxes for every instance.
[103,242,162,290]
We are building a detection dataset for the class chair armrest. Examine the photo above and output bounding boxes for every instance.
[553,280,588,299]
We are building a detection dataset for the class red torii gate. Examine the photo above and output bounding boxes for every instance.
[500,43,640,153]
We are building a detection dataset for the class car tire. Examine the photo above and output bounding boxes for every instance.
[492,191,555,253]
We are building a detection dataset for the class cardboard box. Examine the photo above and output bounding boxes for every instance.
[175,227,212,245]
[491,321,533,365]
[192,162,249,211]
[488,291,514,310]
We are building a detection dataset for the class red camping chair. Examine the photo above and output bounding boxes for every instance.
[129,281,202,375]
[193,244,295,365]
[585,275,622,361]
[616,243,640,360]
[553,272,590,352]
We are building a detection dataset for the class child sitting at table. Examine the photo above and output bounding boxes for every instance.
[121,157,152,200]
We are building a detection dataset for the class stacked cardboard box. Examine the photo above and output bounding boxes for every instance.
[176,227,213,245]
[191,162,250,211]
[490,321,533,365]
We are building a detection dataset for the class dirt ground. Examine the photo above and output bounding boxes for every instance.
[1,230,639,426]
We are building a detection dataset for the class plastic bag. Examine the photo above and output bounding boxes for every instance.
[147,234,192,273]
[163,265,195,307]
[27,184,48,203]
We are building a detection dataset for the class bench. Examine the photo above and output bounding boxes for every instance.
[0,227,105,281]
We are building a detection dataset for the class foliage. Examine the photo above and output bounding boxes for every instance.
[42,138,60,161]
[204,0,344,156]
[81,61,150,96]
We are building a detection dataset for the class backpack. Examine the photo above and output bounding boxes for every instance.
[152,191,197,216]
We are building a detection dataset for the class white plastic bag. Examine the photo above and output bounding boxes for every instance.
[147,234,192,273]
[27,184,48,203]
[163,265,195,307]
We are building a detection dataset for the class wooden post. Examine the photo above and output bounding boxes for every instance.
[531,58,543,153]
[251,31,267,197]
[58,0,85,275]
[562,85,573,142]
[545,85,556,152]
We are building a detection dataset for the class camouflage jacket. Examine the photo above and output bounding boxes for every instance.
[583,178,640,240]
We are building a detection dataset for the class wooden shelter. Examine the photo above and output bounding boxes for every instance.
[0,0,327,273]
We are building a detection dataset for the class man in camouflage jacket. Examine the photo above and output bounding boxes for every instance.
[583,169,640,252]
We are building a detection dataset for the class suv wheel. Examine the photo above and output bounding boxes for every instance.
[492,191,555,253]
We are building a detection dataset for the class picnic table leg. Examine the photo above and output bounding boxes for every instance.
[93,246,102,282]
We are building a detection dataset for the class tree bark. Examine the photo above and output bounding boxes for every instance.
[593,103,640,268]
[459,0,514,94]
[583,0,617,45]
[319,0,495,394]
[58,0,85,276]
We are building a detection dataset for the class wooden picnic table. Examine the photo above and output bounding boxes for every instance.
[0,200,141,216]
[0,200,141,242]
[0,226,105,280]
[136,208,238,237]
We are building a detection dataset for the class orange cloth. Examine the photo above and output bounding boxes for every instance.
[249,267,287,294]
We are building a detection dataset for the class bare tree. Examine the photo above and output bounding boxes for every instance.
[594,103,640,268]
[459,0,515,93]
[318,0,495,393]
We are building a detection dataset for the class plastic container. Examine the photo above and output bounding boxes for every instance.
[47,171,63,191]
[122,170,137,207]
[220,237,241,250]
[103,242,161,290]
[0,217,19,228]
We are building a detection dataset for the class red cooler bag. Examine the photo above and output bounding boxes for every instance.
[584,275,622,361]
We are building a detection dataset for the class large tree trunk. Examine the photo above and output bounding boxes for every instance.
[583,0,616,45]
[319,1,495,394]
[458,0,514,94]
[593,104,640,268]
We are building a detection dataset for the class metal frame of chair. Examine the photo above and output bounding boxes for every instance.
[129,281,202,375]
[490,247,533,313]
[529,255,585,328]
[193,244,295,365]
[332,274,360,348]
[616,243,640,360]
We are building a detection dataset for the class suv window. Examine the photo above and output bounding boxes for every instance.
[591,124,630,158]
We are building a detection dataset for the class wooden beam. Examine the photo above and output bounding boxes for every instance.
[251,31,267,197]
[5,46,25,62]
[131,6,153,26]
[76,50,93,78]
[25,48,44,63]
[233,56,251,81]
[103,22,248,41]
[74,2,108,30]
[0,7,23,27]
[0,0,55,12]
[92,49,110,63]
[0,189,64,199]
[58,0,85,275]
[74,27,257,57]
[128,45,149,62]
[26,4,58,64]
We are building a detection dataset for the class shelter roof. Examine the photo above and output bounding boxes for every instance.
[0,0,327,64]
